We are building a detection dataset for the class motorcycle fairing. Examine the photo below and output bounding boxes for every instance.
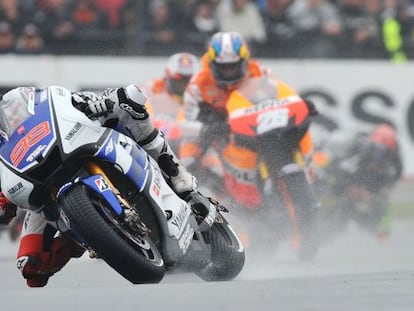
[56,175,123,216]
[94,128,195,257]
[79,175,123,216]
[0,90,56,172]
[221,142,261,208]
[0,86,197,260]
[221,78,311,209]
[95,131,148,192]
[227,93,309,137]
[0,163,34,208]
[145,157,193,239]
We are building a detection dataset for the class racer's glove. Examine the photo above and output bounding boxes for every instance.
[73,85,147,119]
[0,192,17,225]
[76,89,116,118]
[198,104,230,151]
[72,91,111,117]
[116,84,149,120]
[199,122,230,153]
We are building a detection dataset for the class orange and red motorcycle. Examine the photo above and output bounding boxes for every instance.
[203,77,320,260]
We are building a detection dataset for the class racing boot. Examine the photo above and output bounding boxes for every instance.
[17,234,84,287]
[141,128,196,194]
[157,151,218,231]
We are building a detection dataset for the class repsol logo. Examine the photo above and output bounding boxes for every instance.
[301,88,414,141]
[224,162,257,184]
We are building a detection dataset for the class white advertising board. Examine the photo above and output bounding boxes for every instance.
[0,56,413,174]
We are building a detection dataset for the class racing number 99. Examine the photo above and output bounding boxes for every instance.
[11,121,51,166]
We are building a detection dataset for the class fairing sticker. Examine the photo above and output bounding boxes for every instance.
[95,131,149,191]
[81,175,123,216]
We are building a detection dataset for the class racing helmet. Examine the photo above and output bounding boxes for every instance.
[208,31,250,87]
[0,87,34,136]
[165,52,200,96]
[369,123,398,150]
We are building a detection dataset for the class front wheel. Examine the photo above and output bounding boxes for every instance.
[278,170,320,261]
[59,184,165,284]
[196,215,245,281]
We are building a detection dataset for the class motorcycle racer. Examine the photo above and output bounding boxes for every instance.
[141,52,200,153]
[0,84,212,287]
[179,31,317,184]
[319,123,403,239]
[143,52,200,111]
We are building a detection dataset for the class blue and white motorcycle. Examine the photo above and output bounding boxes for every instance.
[0,86,245,284]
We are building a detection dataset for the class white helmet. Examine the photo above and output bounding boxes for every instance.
[165,52,200,96]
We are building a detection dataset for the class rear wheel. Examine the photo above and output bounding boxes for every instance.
[59,184,165,284]
[196,215,245,281]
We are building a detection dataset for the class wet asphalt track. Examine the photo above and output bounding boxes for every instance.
[1,181,414,311]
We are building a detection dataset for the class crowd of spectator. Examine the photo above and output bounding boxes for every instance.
[1,0,414,60]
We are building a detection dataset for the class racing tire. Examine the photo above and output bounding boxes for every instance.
[196,217,245,281]
[59,184,165,284]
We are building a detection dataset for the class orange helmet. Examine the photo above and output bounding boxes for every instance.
[369,123,398,150]
[165,52,200,96]
[207,32,250,88]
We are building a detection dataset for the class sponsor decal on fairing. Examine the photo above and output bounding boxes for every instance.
[64,122,82,141]
[7,181,23,195]
[171,203,191,233]
[95,177,110,192]
[26,144,47,162]
[178,223,194,254]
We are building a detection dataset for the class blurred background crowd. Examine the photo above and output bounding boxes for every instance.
[0,0,413,60]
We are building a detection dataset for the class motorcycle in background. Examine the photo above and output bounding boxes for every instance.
[202,77,320,261]
[146,93,184,155]
[314,126,402,240]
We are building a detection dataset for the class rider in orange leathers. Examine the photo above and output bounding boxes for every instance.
[141,52,200,153]
[179,32,317,196]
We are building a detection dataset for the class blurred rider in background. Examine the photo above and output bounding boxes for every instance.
[319,123,403,240]
[0,84,213,287]
[179,31,317,190]
[141,52,200,153]
[180,31,269,169]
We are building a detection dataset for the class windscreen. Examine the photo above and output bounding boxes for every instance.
[236,77,278,105]
[0,87,35,136]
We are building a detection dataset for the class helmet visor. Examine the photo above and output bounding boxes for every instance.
[217,62,241,80]
[167,75,191,96]
[212,60,246,85]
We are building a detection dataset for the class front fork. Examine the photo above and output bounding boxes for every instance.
[84,161,150,237]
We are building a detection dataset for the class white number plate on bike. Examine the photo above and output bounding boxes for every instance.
[257,108,289,134]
